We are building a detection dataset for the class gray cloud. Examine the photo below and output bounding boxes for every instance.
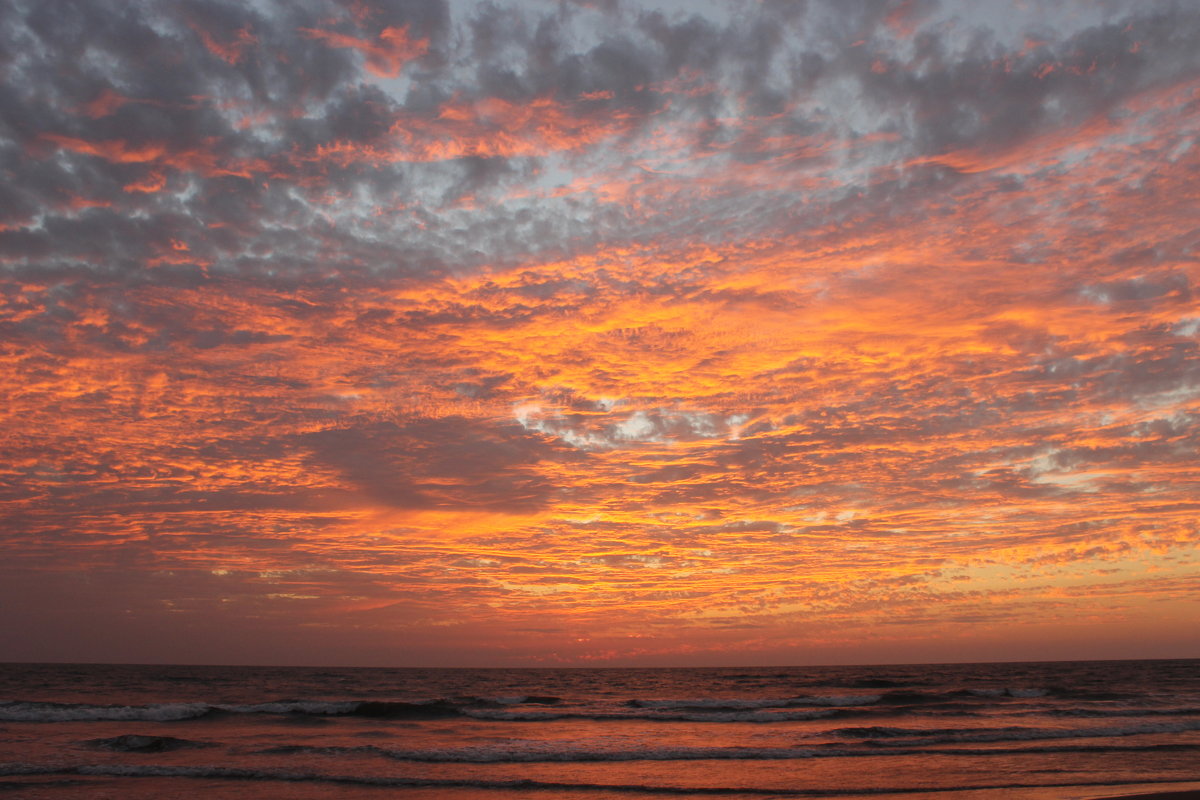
[2,0,1194,285]
[303,417,582,513]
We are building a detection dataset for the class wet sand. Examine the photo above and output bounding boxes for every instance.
[1092,791,1200,800]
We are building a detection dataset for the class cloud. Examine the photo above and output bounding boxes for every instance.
[302,417,578,513]
[1,0,1199,665]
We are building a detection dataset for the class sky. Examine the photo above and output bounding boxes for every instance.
[1,0,1198,668]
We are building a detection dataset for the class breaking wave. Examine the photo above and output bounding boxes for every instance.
[83,734,214,752]
[2,762,1198,798]
[830,720,1200,746]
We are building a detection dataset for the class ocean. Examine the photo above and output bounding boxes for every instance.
[1,659,1199,799]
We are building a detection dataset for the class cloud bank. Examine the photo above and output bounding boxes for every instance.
[1,0,1198,666]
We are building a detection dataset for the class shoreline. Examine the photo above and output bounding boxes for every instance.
[1091,792,1200,800]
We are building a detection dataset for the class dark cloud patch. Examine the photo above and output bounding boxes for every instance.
[290,83,401,149]
[890,5,1200,157]
[303,417,580,513]
[453,372,513,399]
[3,0,1197,283]
[350,0,451,43]
[1082,271,1193,307]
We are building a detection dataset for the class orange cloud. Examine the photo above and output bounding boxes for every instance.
[189,21,258,65]
[82,89,131,119]
[300,24,428,78]
[4,1,1200,666]
[42,134,270,179]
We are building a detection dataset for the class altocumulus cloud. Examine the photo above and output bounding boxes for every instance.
[0,0,1198,666]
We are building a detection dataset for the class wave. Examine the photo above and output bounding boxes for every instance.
[254,741,1200,763]
[873,689,1058,704]
[465,708,844,723]
[0,698,843,724]
[0,701,220,723]
[828,719,1200,746]
[849,679,908,688]
[84,734,213,753]
[1041,707,1200,718]
[617,687,1137,717]
[455,708,848,723]
[3,762,1198,797]
[961,688,1048,699]
[0,697,542,723]
[627,694,882,710]
[0,763,799,795]
[4,691,1194,725]
[617,688,1075,712]
[830,726,1031,739]
[257,740,1200,763]
[257,743,831,762]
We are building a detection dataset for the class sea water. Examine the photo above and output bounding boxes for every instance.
[2,659,1199,799]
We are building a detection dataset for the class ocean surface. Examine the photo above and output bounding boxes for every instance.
[2,659,1199,799]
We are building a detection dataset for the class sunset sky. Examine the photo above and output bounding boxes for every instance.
[1,0,1198,668]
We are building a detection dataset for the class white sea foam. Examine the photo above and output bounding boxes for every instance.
[803,694,884,706]
[630,697,793,709]
[627,694,880,710]
[462,709,569,721]
[225,701,359,715]
[0,699,375,722]
[0,702,215,722]
[966,688,1049,698]
[851,719,1200,746]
